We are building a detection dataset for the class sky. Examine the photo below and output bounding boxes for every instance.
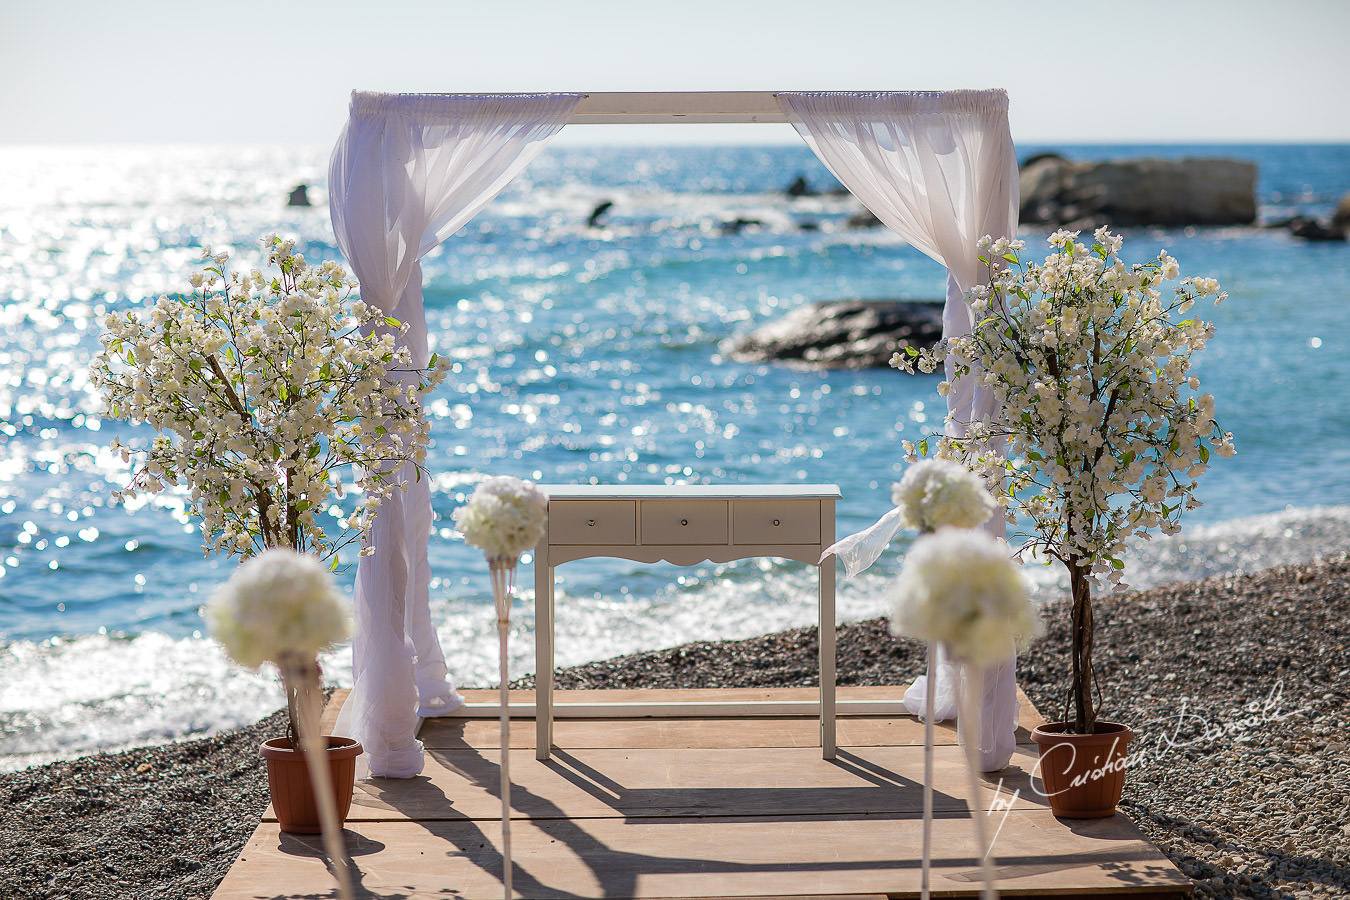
[2,0,1348,147]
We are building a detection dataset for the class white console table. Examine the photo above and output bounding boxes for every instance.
[532,484,842,760]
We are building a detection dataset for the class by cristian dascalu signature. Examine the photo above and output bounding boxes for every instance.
[975,681,1305,859]
[1027,680,1306,798]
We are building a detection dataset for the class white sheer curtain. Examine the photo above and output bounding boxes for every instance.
[328,91,582,777]
[779,90,1021,770]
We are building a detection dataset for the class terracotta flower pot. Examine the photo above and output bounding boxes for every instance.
[1030,721,1133,818]
[260,736,363,834]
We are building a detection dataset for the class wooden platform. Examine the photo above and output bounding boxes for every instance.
[212,687,1191,899]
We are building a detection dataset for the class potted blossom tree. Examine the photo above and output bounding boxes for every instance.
[894,227,1233,817]
[90,236,450,840]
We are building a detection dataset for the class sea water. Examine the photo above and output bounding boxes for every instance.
[1,142,1348,771]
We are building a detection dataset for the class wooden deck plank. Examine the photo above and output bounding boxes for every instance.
[327,745,1049,822]
[420,715,1040,751]
[424,687,1045,751]
[215,811,1189,899]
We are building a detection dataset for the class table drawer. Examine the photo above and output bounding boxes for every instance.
[732,500,821,545]
[549,500,636,545]
[640,500,729,544]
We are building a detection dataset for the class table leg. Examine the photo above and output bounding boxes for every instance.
[534,543,553,760]
[820,553,836,759]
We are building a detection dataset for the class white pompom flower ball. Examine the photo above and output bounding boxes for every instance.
[206,548,351,670]
[890,528,1041,666]
[891,459,996,533]
[454,476,550,568]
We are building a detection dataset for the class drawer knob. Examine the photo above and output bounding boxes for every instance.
[587,519,596,527]
[773,519,781,527]
[680,518,689,526]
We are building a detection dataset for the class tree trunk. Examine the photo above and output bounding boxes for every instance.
[1068,560,1096,734]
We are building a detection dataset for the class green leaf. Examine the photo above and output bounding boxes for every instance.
[307,443,322,459]
[1111,558,1125,570]
[1001,253,1019,263]
[1198,444,1210,464]
[918,438,929,456]
[296,500,312,513]
[330,555,340,572]
[189,358,201,372]
[384,316,402,329]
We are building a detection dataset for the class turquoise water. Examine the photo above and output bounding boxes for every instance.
[1,142,1348,770]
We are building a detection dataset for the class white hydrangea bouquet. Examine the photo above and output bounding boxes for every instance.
[453,476,549,900]
[890,528,1039,666]
[893,227,1233,735]
[892,457,996,535]
[207,548,354,899]
[90,235,451,563]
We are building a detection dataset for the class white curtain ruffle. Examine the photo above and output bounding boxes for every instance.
[328,91,582,778]
[779,90,1021,771]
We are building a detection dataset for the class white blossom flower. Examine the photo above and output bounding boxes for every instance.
[889,528,1041,666]
[206,548,351,669]
[454,477,550,569]
[891,459,996,533]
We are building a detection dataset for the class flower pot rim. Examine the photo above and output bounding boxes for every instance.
[260,735,363,759]
[1031,720,1134,741]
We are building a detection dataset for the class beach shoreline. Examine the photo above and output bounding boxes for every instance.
[2,553,1347,899]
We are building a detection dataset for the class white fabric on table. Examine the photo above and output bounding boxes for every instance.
[779,90,1021,771]
[328,91,581,778]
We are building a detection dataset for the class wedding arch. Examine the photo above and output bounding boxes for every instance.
[326,90,1021,778]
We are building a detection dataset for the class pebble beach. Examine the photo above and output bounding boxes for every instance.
[2,553,1348,900]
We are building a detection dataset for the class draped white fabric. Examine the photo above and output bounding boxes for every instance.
[328,91,582,777]
[779,90,1021,770]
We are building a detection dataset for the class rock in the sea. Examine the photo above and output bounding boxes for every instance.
[730,299,943,369]
[587,199,614,228]
[1333,191,1350,232]
[1287,215,1346,242]
[1020,156,1257,228]
[846,207,883,229]
[287,184,311,207]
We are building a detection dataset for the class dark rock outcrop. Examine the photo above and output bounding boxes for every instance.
[1333,191,1350,232]
[287,184,311,207]
[587,200,614,228]
[1020,156,1257,228]
[1287,215,1346,242]
[730,299,943,369]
